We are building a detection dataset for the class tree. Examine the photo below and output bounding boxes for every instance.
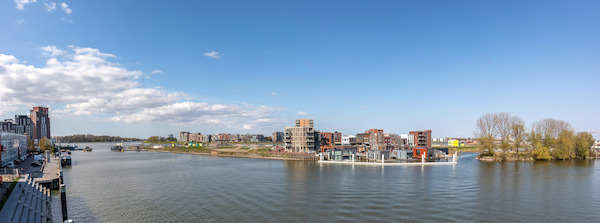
[533,146,552,160]
[528,129,542,151]
[497,112,513,151]
[553,129,575,160]
[510,116,526,154]
[39,137,52,152]
[475,113,502,156]
[27,136,35,152]
[575,132,595,158]
[532,118,573,149]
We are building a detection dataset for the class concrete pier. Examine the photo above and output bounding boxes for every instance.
[34,157,61,190]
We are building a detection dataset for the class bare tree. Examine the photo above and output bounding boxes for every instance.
[532,118,574,148]
[497,112,513,150]
[510,116,526,154]
[475,113,501,156]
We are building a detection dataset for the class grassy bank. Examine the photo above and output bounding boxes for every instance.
[142,145,316,160]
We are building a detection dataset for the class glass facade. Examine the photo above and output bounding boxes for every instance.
[0,131,28,166]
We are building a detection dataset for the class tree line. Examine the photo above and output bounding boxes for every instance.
[475,112,596,160]
[55,134,142,143]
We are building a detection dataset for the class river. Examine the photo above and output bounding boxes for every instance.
[51,142,600,222]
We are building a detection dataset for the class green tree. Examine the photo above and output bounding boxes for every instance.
[533,146,552,160]
[27,136,35,152]
[575,132,595,158]
[39,137,52,152]
[553,130,575,160]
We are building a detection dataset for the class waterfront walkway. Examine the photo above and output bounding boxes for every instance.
[0,174,53,223]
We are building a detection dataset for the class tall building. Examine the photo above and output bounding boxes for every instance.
[284,119,318,153]
[272,132,284,142]
[30,107,51,140]
[409,130,432,148]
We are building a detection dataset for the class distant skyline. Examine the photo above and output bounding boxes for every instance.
[1,0,599,138]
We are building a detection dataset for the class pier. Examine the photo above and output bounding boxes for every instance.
[34,156,61,190]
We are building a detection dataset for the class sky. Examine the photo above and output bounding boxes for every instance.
[0,0,599,139]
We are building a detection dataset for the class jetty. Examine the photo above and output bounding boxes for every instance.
[318,152,458,166]
[34,156,61,190]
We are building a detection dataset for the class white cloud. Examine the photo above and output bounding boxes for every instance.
[61,17,74,23]
[16,19,27,25]
[270,92,277,95]
[298,111,308,116]
[150,70,163,74]
[60,2,71,14]
[14,0,37,10]
[0,46,283,131]
[359,105,366,109]
[44,2,56,11]
[41,45,65,56]
[203,51,222,59]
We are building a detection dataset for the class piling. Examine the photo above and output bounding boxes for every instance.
[61,184,68,221]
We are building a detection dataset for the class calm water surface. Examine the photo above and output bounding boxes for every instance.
[51,142,600,222]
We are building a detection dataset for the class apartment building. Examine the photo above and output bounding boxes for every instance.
[30,107,51,140]
[409,130,432,148]
[284,119,318,153]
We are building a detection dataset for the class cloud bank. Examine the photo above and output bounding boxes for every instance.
[0,46,282,131]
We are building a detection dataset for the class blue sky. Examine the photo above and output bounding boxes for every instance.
[1,0,599,138]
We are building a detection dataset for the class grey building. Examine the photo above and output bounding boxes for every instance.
[391,149,413,160]
[326,148,357,161]
[272,132,284,142]
[367,150,390,160]
[14,115,33,137]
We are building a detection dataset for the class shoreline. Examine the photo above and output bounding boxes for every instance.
[141,148,319,161]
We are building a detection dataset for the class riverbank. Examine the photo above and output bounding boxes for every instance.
[142,146,319,161]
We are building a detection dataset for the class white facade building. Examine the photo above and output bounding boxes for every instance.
[341,135,355,146]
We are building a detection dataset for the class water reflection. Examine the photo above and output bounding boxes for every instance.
[54,147,600,222]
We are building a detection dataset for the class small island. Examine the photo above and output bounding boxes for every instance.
[474,112,597,162]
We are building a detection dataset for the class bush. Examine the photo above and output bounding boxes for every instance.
[533,147,552,160]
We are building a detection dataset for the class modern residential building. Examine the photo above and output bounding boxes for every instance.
[409,130,432,148]
[0,119,15,133]
[272,132,284,142]
[14,115,33,137]
[0,131,28,167]
[319,131,342,152]
[178,132,190,142]
[202,134,212,142]
[189,133,202,142]
[400,134,414,147]
[30,107,51,141]
[367,150,390,160]
[341,135,356,146]
[250,134,265,142]
[284,119,318,153]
